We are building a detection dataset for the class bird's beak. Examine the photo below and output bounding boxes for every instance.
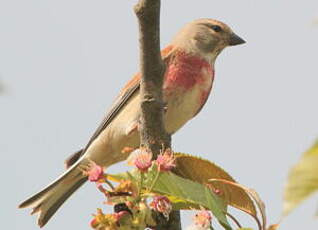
[228,33,246,46]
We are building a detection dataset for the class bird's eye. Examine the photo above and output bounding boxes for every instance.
[210,25,222,32]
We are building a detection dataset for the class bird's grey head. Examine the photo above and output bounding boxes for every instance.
[172,18,245,62]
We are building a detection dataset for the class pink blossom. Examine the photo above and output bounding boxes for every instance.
[156,149,176,172]
[128,148,153,172]
[193,210,212,228]
[81,161,104,182]
[150,196,172,218]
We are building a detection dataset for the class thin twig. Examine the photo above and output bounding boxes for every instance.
[225,212,242,229]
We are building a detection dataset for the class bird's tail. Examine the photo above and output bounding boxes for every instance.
[18,161,88,227]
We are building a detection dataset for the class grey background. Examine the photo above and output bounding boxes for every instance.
[1,0,318,229]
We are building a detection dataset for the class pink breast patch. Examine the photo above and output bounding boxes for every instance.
[164,51,213,91]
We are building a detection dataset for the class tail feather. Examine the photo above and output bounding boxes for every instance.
[19,162,88,227]
[38,177,86,227]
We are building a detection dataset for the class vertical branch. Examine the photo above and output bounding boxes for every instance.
[134,1,181,229]
[134,0,170,157]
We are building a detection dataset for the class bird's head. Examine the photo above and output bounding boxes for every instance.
[172,18,245,63]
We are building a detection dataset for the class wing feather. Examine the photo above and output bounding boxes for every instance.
[74,45,175,160]
[83,79,140,153]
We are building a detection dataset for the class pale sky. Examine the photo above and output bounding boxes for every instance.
[1,1,318,230]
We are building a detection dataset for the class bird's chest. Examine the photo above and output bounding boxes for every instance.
[163,55,214,133]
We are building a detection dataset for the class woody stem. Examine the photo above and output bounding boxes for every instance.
[134,0,180,229]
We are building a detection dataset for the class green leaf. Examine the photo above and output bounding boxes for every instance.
[283,140,318,216]
[149,170,232,229]
[160,173,229,229]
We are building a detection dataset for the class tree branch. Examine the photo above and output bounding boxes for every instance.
[134,0,170,156]
[134,1,181,229]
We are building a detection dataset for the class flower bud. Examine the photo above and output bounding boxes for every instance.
[81,160,104,182]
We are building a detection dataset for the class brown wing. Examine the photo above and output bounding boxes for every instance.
[65,45,175,167]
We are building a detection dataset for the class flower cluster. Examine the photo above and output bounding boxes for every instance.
[90,196,172,230]
[127,147,176,173]
[86,148,176,230]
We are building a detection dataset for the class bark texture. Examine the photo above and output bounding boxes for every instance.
[134,0,181,229]
[134,0,170,156]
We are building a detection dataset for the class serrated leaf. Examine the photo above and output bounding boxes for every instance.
[283,140,318,216]
[173,153,257,217]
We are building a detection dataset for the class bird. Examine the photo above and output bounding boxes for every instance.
[19,18,245,227]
